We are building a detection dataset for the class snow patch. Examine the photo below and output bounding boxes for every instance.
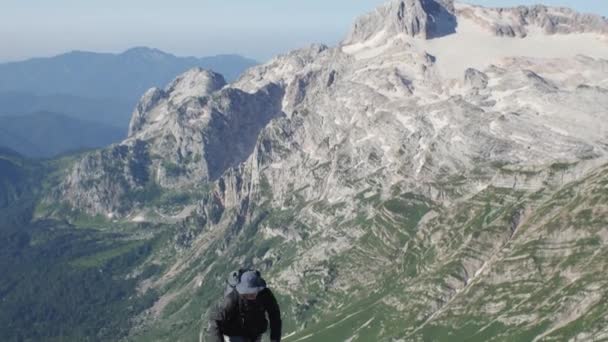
[419,17,608,79]
[131,214,146,223]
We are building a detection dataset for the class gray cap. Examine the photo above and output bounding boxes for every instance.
[236,271,266,295]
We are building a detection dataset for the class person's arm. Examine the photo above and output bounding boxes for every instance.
[206,298,229,342]
[261,288,282,342]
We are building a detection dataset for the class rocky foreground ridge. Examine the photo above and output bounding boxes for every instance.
[44,0,608,341]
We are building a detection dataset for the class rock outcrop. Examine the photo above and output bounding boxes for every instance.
[59,68,284,215]
[457,3,608,37]
[344,0,457,43]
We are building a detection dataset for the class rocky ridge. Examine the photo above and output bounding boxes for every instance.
[456,2,608,37]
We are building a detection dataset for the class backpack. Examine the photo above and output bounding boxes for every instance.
[224,268,266,296]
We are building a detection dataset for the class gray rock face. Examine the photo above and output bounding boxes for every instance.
[515,5,608,35]
[59,68,283,215]
[464,68,489,89]
[165,67,226,96]
[129,87,166,136]
[128,68,227,137]
[457,4,608,37]
[58,140,152,215]
[344,0,457,43]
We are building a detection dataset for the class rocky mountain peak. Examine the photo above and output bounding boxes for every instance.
[344,0,457,44]
[165,67,226,101]
[128,68,227,137]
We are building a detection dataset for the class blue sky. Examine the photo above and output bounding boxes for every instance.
[0,0,606,62]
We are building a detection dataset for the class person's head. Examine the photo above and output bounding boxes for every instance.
[236,270,266,300]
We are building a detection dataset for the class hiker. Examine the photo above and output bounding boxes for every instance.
[206,269,282,342]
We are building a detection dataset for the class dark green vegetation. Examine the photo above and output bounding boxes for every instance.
[0,150,162,342]
[0,147,38,208]
[0,112,125,158]
[0,219,158,342]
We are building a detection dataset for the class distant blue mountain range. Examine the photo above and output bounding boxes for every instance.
[0,47,257,157]
[0,47,257,127]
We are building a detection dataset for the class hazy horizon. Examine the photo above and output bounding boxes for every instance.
[1,0,607,63]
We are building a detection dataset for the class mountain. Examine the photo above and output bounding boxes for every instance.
[5,0,608,341]
[0,48,258,128]
[0,112,125,158]
[0,47,258,100]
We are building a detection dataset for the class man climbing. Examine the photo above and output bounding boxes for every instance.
[206,270,282,342]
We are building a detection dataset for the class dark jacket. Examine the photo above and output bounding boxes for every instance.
[207,288,282,342]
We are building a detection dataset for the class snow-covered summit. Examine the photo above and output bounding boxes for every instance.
[345,0,608,46]
[341,0,608,79]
